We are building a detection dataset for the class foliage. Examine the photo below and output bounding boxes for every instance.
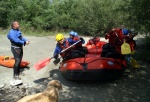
[129,0,150,32]
[0,0,149,36]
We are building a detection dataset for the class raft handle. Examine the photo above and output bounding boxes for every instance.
[4,56,10,60]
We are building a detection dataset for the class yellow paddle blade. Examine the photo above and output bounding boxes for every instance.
[130,57,140,68]
[131,50,135,54]
[121,42,131,54]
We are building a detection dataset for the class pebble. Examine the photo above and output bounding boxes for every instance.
[125,69,131,73]
[113,84,117,86]
[53,73,58,78]
[0,83,5,89]
[23,83,33,88]
[128,75,134,78]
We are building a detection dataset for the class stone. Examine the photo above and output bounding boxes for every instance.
[0,83,5,89]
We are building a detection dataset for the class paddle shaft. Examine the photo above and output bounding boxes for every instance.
[51,40,82,59]
[34,40,82,70]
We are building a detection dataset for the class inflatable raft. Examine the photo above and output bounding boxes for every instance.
[59,53,126,80]
[58,36,128,81]
[0,56,30,68]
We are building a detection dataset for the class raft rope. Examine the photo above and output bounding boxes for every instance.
[63,57,123,66]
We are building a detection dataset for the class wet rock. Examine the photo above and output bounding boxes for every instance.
[140,71,146,75]
[53,73,58,78]
[125,69,131,73]
[36,85,46,92]
[23,83,33,88]
[25,87,37,95]
[113,83,117,86]
[0,83,5,89]
[128,75,134,78]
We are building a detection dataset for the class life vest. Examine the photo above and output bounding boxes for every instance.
[73,36,80,41]
[86,39,94,45]
[106,28,124,43]
[57,38,69,49]
[73,36,82,48]
[86,37,103,48]
[105,28,124,53]
[57,38,70,57]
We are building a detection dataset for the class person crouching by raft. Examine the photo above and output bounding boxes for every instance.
[53,33,87,63]
[105,26,136,53]
[86,36,105,46]
[7,21,30,86]
[68,31,84,46]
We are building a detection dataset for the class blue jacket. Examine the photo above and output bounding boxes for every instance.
[53,39,69,56]
[7,29,27,46]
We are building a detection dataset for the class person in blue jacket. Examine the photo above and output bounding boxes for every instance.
[68,31,87,54]
[53,33,87,64]
[68,31,85,47]
[53,33,69,59]
[7,21,30,86]
[67,31,76,45]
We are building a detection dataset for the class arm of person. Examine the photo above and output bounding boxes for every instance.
[18,31,30,45]
[80,37,85,44]
[22,37,27,42]
[53,46,62,59]
[8,30,26,45]
[68,38,77,45]
[53,46,62,65]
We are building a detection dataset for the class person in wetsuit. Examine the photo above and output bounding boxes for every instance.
[7,21,30,86]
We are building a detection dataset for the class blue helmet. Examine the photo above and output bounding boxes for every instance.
[122,29,129,35]
[74,32,78,36]
[69,31,75,36]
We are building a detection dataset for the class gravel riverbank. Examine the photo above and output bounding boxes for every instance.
[0,35,150,102]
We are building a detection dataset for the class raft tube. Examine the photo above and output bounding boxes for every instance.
[59,54,126,80]
[0,56,30,68]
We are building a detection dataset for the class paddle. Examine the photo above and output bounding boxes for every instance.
[130,57,140,68]
[34,40,81,71]
[121,41,131,55]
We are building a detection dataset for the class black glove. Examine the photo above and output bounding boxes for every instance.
[80,37,85,44]
[24,41,26,46]
[53,54,58,59]
[53,58,60,65]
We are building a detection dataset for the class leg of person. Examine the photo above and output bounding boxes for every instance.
[125,54,131,63]
[15,57,22,79]
[18,48,24,76]
[10,47,23,86]
[13,48,23,78]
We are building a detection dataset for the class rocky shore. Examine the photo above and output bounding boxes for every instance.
[0,35,150,102]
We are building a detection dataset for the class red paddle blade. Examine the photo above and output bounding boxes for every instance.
[34,58,51,71]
